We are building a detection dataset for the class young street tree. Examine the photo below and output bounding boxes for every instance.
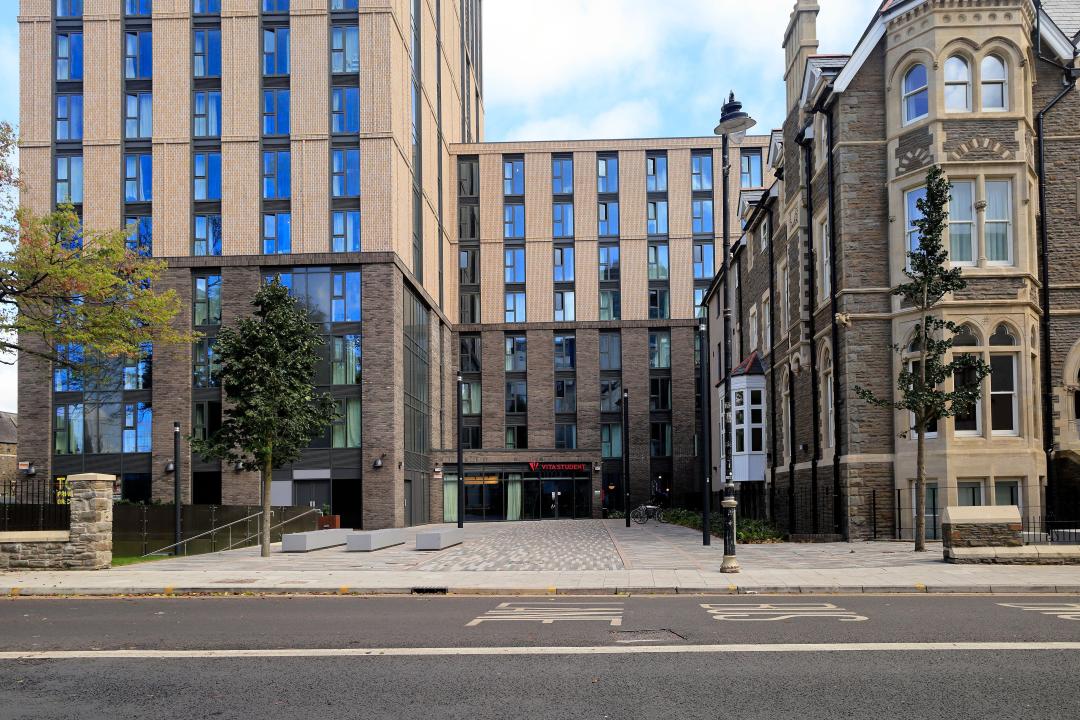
[855,165,991,552]
[1,122,185,369]
[190,279,337,557]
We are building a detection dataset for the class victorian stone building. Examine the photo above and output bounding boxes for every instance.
[16,0,768,528]
[707,0,1080,540]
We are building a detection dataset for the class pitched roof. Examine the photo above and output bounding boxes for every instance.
[1042,0,1080,41]
[0,412,16,446]
[731,352,765,377]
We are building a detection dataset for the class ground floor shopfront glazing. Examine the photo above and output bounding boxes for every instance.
[442,463,596,522]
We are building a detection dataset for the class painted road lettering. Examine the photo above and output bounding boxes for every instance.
[467,602,624,627]
[998,603,1080,620]
[701,602,868,622]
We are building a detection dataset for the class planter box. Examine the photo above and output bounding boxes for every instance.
[318,515,341,530]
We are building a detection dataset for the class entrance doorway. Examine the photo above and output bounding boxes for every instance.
[541,479,574,519]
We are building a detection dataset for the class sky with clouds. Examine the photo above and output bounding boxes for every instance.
[0,0,881,412]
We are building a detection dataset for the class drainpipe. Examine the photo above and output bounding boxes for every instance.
[1034,0,1078,519]
[796,124,821,534]
[766,203,778,524]
[818,97,846,540]
[788,358,797,533]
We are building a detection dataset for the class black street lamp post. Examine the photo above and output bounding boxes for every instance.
[699,318,711,546]
[456,373,464,529]
[173,422,182,555]
[622,389,630,528]
[713,91,755,573]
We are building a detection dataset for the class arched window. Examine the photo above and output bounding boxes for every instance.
[989,323,1019,435]
[981,55,1007,110]
[944,56,971,111]
[953,324,979,346]
[903,64,929,123]
[990,323,1017,346]
[822,349,835,448]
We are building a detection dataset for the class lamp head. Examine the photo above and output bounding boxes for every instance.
[713,91,756,139]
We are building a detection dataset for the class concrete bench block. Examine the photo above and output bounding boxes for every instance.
[281,529,350,552]
[346,529,407,552]
[415,528,464,551]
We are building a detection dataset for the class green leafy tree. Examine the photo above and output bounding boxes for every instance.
[1,122,185,370]
[190,280,337,557]
[855,165,991,552]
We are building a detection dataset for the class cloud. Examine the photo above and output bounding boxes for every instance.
[483,0,882,141]
[502,99,663,142]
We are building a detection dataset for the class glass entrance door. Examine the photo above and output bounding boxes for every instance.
[541,479,574,519]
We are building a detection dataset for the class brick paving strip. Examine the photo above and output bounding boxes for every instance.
[2,520,1079,596]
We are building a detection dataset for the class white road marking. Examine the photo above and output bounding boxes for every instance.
[701,603,868,622]
[467,602,624,627]
[998,603,1080,620]
[1,642,1079,660]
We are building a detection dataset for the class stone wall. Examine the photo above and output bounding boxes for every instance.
[0,473,113,570]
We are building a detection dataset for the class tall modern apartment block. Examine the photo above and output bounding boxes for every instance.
[17,0,766,527]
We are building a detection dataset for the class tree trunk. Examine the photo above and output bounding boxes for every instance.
[915,308,929,552]
[261,460,272,558]
[915,425,926,552]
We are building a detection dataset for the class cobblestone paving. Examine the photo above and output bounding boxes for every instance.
[119,519,941,575]
[418,521,623,571]
[606,520,942,570]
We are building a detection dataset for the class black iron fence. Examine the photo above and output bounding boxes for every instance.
[734,482,768,522]
[113,504,320,558]
[0,477,71,532]
[894,488,942,541]
[1022,514,1080,545]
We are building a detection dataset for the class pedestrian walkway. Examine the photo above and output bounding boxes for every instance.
[2,520,1078,596]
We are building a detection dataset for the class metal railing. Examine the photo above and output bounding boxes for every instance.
[1022,514,1080,545]
[1,477,71,532]
[141,507,320,558]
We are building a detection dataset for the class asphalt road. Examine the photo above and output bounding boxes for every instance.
[1,595,1079,719]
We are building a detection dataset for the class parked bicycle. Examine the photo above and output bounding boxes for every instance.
[630,503,667,525]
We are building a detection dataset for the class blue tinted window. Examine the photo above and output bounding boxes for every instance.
[263,150,291,200]
[331,87,360,133]
[553,202,574,238]
[263,28,290,75]
[124,154,152,202]
[332,149,360,198]
[193,0,221,13]
[332,210,361,252]
[263,89,290,135]
[193,152,222,201]
[56,33,84,81]
[552,157,573,194]
[125,0,152,15]
[56,156,84,204]
[598,201,619,236]
[598,156,619,193]
[56,94,83,141]
[193,91,222,137]
[56,0,83,17]
[331,26,360,73]
[331,271,362,322]
[263,213,292,254]
[503,158,524,195]
[691,154,713,191]
[122,402,153,453]
[194,214,222,256]
[125,216,153,256]
[504,247,525,283]
[124,92,153,139]
[503,204,524,239]
[125,31,153,80]
[331,0,358,9]
[54,344,84,392]
[263,0,289,10]
[193,29,222,78]
[692,199,714,234]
